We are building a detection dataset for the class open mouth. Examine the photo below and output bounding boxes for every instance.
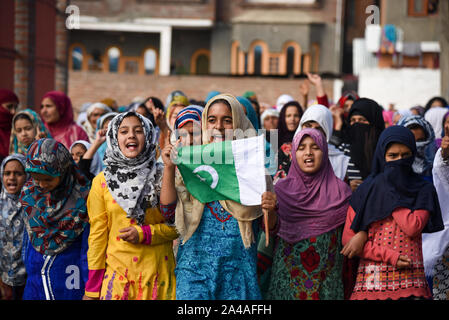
[125,142,138,151]
[304,158,315,167]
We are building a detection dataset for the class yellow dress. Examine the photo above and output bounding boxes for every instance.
[84,172,178,300]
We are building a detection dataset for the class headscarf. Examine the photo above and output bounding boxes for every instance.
[1,154,27,217]
[237,96,260,130]
[101,98,117,111]
[0,89,19,159]
[174,105,203,132]
[392,109,413,124]
[20,138,90,255]
[260,108,279,129]
[295,104,350,180]
[76,102,92,126]
[175,93,263,249]
[41,91,89,149]
[425,106,449,139]
[9,108,51,155]
[82,102,112,142]
[165,90,187,110]
[337,91,359,110]
[69,140,102,176]
[424,96,448,113]
[166,95,189,128]
[397,115,435,175]
[205,91,221,103]
[435,111,449,148]
[345,98,385,179]
[411,106,425,117]
[349,126,443,234]
[95,112,118,170]
[275,94,294,112]
[243,91,257,101]
[274,128,352,243]
[103,112,162,226]
[277,100,303,147]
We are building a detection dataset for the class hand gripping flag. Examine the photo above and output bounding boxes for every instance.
[176,135,267,206]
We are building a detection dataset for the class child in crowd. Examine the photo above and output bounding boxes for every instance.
[20,139,91,300]
[0,154,28,300]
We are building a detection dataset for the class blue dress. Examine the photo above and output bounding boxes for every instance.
[21,225,89,300]
[175,201,262,300]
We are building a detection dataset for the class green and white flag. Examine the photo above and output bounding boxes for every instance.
[176,135,267,206]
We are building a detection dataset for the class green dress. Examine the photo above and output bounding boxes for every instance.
[266,227,344,300]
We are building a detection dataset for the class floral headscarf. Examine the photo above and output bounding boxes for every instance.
[20,139,90,255]
[103,112,163,225]
[9,108,51,155]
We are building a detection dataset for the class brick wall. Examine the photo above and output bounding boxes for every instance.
[67,70,335,115]
[14,0,29,105]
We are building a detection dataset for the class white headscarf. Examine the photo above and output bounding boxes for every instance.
[276,94,294,112]
[425,106,449,138]
[260,108,279,128]
[82,103,112,142]
[294,104,349,180]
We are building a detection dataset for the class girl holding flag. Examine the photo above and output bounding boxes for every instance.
[160,94,277,300]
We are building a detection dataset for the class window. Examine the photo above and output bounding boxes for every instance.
[246,0,316,4]
[253,46,262,75]
[408,0,439,16]
[286,46,295,76]
[143,48,157,74]
[71,46,83,71]
[107,47,120,72]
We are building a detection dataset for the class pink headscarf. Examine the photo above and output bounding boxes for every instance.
[41,91,89,149]
[274,128,352,243]
[382,110,394,127]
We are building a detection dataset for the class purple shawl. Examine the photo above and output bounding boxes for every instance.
[274,128,352,243]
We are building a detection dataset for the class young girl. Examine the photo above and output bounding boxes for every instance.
[20,138,91,300]
[83,111,178,300]
[0,154,28,300]
[342,125,444,300]
[9,109,50,155]
[160,93,277,300]
[265,128,352,300]
[69,140,103,181]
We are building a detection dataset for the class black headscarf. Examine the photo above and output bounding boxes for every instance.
[345,98,385,179]
[350,125,443,234]
[277,101,303,146]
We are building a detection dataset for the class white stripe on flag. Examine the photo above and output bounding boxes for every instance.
[232,135,267,206]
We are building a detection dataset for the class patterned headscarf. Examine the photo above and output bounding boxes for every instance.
[9,109,51,155]
[20,138,90,255]
[397,115,435,175]
[103,111,163,225]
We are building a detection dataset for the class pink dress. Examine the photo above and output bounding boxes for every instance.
[343,206,432,300]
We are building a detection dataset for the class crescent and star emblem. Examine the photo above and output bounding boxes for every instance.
[193,165,219,189]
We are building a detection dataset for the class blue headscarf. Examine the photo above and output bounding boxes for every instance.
[174,105,203,130]
[205,91,221,103]
[349,126,443,234]
[237,96,259,130]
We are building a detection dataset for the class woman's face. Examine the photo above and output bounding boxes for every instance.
[350,114,370,126]
[177,122,202,146]
[344,100,354,113]
[431,100,444,108]
[40,97,60,124]
[102,118,112,130]
[1,101,18,115]
[263,116,278,131]
[117,116,145,159]
[295,135,323,174]
[385,143,413,162]
[14,117,36,147]
[408,126,426,143]
[206,102,233,143]
[30,172,61,192]
[70,143,87,164]
[88,108,107,129]
[2,160,26,195]
[285,106,301,132]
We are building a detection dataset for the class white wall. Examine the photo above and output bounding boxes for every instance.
[358,68,441,110]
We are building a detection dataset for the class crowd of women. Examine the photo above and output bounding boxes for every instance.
[0,71,448,301]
